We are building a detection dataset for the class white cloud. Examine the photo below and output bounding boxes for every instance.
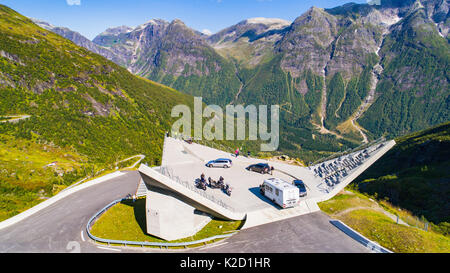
[66,0,81,6]
[201,29,213,36]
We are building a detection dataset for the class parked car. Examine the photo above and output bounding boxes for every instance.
[293,180,307,197]
[206,158,232,168]
[247,163,272,174]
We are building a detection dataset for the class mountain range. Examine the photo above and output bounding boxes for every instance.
[8,0,450,162]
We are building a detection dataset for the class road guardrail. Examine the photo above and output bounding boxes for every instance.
[86,198,238,248]
[330,220,393,253]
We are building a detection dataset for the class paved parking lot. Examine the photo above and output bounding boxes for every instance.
[164,137,323,205]
[168,160,305,213]
[149,137,395,229]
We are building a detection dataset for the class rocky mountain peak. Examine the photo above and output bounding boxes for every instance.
[170,18,186,26]
[134,19,168,31]
[101,25,133,36]
[244,17,291,28]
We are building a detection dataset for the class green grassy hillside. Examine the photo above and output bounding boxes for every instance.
[0,5,192,164]
[0,134,95,221]
[319,190,450,253]
[0,5,193,220]
[353,122,450,234]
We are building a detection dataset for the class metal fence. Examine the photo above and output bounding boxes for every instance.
[311,137,387,166]
[158,166,236,212]
[85,198,237,248]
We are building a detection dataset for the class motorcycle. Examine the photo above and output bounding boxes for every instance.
[195,174,207,191]
[222,183,232,196]
[208,177,222,189]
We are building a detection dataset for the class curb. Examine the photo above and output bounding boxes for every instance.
[86,198,238,249]
[0,171,126,230]
[330,220,393,253]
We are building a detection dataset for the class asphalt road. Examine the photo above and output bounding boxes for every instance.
[0,171,140,253]
[194,212,370,253]
[0,171,369,253]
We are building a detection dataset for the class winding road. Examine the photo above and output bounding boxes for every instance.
[0,171,140,253]
[0,170,369,253]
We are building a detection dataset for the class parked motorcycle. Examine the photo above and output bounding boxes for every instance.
[208,177,222,189]
[195,174,207,191]
[223,183,232,196]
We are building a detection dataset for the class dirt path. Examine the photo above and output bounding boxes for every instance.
[1,115,31,123]
[333,206,409,226]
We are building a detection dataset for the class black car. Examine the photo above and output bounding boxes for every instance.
[247,163,272,174]
[293,180,307,197]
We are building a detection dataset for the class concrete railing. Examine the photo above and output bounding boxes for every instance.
[86,198,238,248]
[330,220,393,253]
[139,164,246,221]
[158,166,235,211]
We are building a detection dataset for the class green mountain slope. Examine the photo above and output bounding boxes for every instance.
[359,8,450,137]
[0,5,193,219]
[0,4,192,164]
[354,122,450,233]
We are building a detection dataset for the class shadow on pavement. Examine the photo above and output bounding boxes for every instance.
[248,187,282,210]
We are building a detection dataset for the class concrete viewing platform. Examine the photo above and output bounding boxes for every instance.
[138,137,396,239]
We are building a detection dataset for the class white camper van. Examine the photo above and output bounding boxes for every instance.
[259,178,300,208]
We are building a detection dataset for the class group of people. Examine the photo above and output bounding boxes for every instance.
[196,173,232,196]
[234,148,251,158]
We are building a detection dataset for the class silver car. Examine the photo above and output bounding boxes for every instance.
[206,159,232,168]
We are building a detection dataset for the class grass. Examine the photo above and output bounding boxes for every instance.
[0,134,95,221]
[90,198,243,248]
[318,190,450,253]
[353,122,450,231]
[318,190,377,215]
[339,209,450,253]
[0,134,144,222]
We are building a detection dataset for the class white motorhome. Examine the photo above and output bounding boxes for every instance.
[260,178,300,208]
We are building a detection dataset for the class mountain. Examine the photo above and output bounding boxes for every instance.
[38,0,449,162]
[224,0,449,159]
[0,4,200,220]
[207,18,291,67]
[31,19,123,65]
[354,121,450,233]
[92,19,241,106]
[0,5,193,165]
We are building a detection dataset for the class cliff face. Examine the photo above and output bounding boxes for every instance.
[90,19,241,105]
[207,18,290,67]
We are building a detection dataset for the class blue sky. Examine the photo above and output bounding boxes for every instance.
[0,0,367,40]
